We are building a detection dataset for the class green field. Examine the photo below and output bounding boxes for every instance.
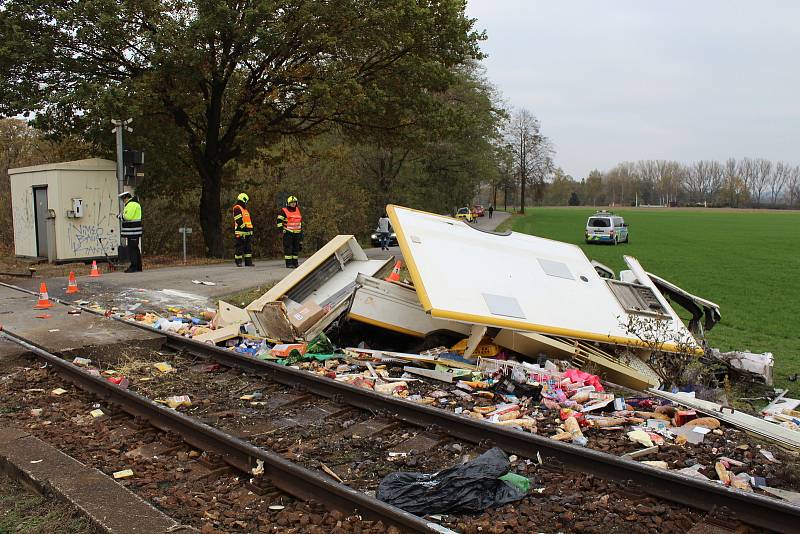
[501,207,800,395]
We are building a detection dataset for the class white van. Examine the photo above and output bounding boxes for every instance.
[585,211,628,245]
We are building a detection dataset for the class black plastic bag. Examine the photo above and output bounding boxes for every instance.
[376,447,527,515]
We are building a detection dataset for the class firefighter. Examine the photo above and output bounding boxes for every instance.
[118,191,143,272]
[276,195,302,268]
[233,192,254,266]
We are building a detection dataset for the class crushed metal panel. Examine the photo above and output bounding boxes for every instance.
[249,235,355,307]
[387,204,699,354]
[646,270,721,335]
[606,280,669,318]
[591,260,615,280]
[349,274,470,338]
[246,235,390,338]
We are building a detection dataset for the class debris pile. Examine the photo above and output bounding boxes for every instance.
[84,204,800,509]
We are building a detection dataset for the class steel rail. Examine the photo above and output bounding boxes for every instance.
[0,328,444,534]
[1,280,798,532]
[163,332,799,533]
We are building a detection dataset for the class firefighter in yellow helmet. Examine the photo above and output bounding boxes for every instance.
[276,195,302,268]
[233,192,254,266]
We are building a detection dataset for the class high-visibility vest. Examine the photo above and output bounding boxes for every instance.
[281,207,302,233]
[121,200,143,237]
[233,204,253,236]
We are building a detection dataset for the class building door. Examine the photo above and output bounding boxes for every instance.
[33,186,48,257]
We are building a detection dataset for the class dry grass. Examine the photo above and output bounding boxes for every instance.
[0,474,97,534]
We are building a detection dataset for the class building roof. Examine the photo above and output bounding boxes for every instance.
[8,158,116,175]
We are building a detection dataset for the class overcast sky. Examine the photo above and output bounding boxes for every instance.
[465,1,800,179]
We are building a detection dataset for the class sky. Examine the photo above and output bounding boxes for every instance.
[465,0,800,179]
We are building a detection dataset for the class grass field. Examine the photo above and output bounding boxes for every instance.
[501,207,800,395]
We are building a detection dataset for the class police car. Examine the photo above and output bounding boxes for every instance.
[584,211,629,245]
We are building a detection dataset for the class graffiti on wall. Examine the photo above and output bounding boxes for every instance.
[67,223,115,255]
[67,191,118,256]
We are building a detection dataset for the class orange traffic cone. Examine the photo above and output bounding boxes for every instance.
[34,282,54,309]
[89,260,101,277]
[385,260,402,282]
[66,271,79,294]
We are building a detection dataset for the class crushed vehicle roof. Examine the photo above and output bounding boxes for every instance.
[387,204,700,354]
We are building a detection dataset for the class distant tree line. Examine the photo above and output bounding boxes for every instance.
[515,158,800,209]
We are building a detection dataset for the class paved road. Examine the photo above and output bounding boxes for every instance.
[8,211,510,303]
[0,211,510,358]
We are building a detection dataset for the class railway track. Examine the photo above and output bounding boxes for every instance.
[2,281,799,532]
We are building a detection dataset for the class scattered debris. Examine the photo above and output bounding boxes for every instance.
[153,362,174,373]
[112,469,134,479]
[157,395,192,409]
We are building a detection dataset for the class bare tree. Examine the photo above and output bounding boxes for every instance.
[769,162,790,207]
[787,165,800,208]
[707,160,725,204]
[747,158,772,208]
[737,158,758,206]
[505,109,552,213]
[724,158,742,208]
[654,160,685,206]
[686,160,709,204]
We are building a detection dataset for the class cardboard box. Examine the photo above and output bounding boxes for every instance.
[284,298,326,333]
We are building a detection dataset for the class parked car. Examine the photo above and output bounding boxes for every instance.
[455,207,476,222]
[370,226,398,247]
[472,205,486,217]
[585,210,628,245]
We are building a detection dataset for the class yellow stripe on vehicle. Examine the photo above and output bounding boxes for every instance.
[347,313,426,338]
[429,308,703,355]
[386,205,433,311]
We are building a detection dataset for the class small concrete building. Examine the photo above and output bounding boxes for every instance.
[9,158,121,262]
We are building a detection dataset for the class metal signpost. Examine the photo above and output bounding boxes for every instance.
[179,227,192,264]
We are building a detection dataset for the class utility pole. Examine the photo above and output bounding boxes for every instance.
[111,118,133,258]
[110,118,133,209]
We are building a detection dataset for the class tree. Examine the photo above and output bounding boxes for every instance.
[1,0,483,256]
[769,162,790,207]
[505,108,552,213]
[585,169,603,206]
[787,165,800,209]
[568,191,580,206]
[749,158,772,208]
[544,167,576,205]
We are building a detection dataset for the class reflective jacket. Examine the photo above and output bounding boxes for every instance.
[121,199,142,238]
[233,202,253,236]
[277,206,302,233]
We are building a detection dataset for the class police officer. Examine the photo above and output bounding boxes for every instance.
[276,195,302,268]
[233,193,254,266]
[118,191,143,272]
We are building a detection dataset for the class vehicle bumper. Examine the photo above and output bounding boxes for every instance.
[585,234,616,243]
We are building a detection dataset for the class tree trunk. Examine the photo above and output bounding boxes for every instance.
[198,163,225,258]
[519,173,526,214]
